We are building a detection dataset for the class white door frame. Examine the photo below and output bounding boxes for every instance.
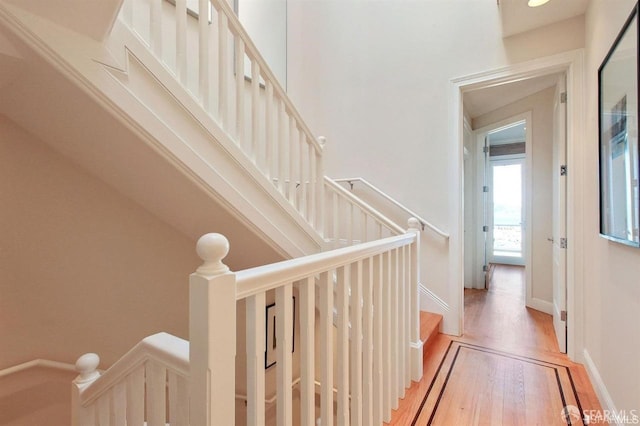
[473,114,532,289]
[449,49,585,361]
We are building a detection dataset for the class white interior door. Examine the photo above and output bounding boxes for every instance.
[552,77,568,353]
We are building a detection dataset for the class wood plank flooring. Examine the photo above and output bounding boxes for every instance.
[387,265,605,425]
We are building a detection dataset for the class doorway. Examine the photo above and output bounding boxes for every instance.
[471,115,532,291]
[486,123,527,268]
[454,58,583,356]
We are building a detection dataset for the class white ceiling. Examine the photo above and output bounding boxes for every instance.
[464,72,561,119]
[464,0,588,120]
[499,0,589,37]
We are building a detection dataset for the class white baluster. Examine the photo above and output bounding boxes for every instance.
[300,276,315,426]
[336,266,350,426]
[150,0,162,58]
[198,0,210,111]
[288,119,297,206]
[235,37,245,146]
[399,246,407,395]
[246,292,266,426]
[309,143,317,226]
[390,249,399,409]
[350,261,363,426]
[218,12,229,129]
[331,190,341,248]
[372,254,383,426]
[97,393,110,425]
[71,353,100,426]
[383,251,391,422]
[251,60,261,166]
[348,199,354,246]
[404,244,412,387]
[168,371,189,425]
[126,367,144,425]
[121,0,133,27]
[190,233,236,426]
[146,361,166,426]
[113,381,126,425]
[362,258,374,426]
[319,271,334,426]
[299,135,308,219]
[277,100,286,193]
[317,137,326,236]
[176,0,187,84]
[265,81,274,177]
[407,218,423,381]
[276,283,293,426]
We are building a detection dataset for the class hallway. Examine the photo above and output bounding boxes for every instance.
[464,264,559,355]
[388,264,604,425]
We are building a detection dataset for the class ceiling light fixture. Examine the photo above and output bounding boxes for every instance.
[528,0,551,6]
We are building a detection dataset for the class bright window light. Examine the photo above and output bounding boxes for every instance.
[528,0,551,6]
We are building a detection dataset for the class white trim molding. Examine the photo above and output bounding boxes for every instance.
[583,349,621,426]
[450,49,585,359]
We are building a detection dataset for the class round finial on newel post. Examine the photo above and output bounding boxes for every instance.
[196,233,230,275]
[74,353,100,384]
[408,217,421,231]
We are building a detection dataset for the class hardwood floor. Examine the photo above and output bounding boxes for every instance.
[387,264,605,425]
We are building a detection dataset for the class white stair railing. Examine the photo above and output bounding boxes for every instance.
[191,221,423,426]
[333,177,449,239]
[118,0,324,233]
[71,332,190,426]
[323,176,405,248]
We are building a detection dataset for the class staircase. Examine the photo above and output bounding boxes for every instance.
[0,0,449,425]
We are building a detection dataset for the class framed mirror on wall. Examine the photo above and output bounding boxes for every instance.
[598,3,640,247]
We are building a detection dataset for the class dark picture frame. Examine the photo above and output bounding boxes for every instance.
[598,3,640,247]
[265,297,295,369]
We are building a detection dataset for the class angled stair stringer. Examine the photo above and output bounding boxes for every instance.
[0,2,323,261]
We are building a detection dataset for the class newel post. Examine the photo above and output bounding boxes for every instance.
[407,218,424,382]
[71,353,100,426]
[190,233,236,426]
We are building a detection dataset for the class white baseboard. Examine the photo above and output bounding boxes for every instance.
[526,297,553,315]
[582,349,621,425]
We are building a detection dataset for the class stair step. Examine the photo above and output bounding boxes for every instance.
[420,311,443,348]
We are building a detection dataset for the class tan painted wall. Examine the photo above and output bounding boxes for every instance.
[0,115,198,369]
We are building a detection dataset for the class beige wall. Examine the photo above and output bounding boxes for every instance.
[473,87,555,305]
[0,116,199,369]
[583,0,640,412]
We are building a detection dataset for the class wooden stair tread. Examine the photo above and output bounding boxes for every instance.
[420,311,442,345]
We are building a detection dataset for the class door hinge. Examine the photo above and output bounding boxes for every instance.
[483,264,489,272]
[560,310,567,321]
[560,165,567,176]
[483,225,489,232]
[560,92,567,103]
[483,185,489,193]
[483,146,489,153]
[560,238,567,249]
